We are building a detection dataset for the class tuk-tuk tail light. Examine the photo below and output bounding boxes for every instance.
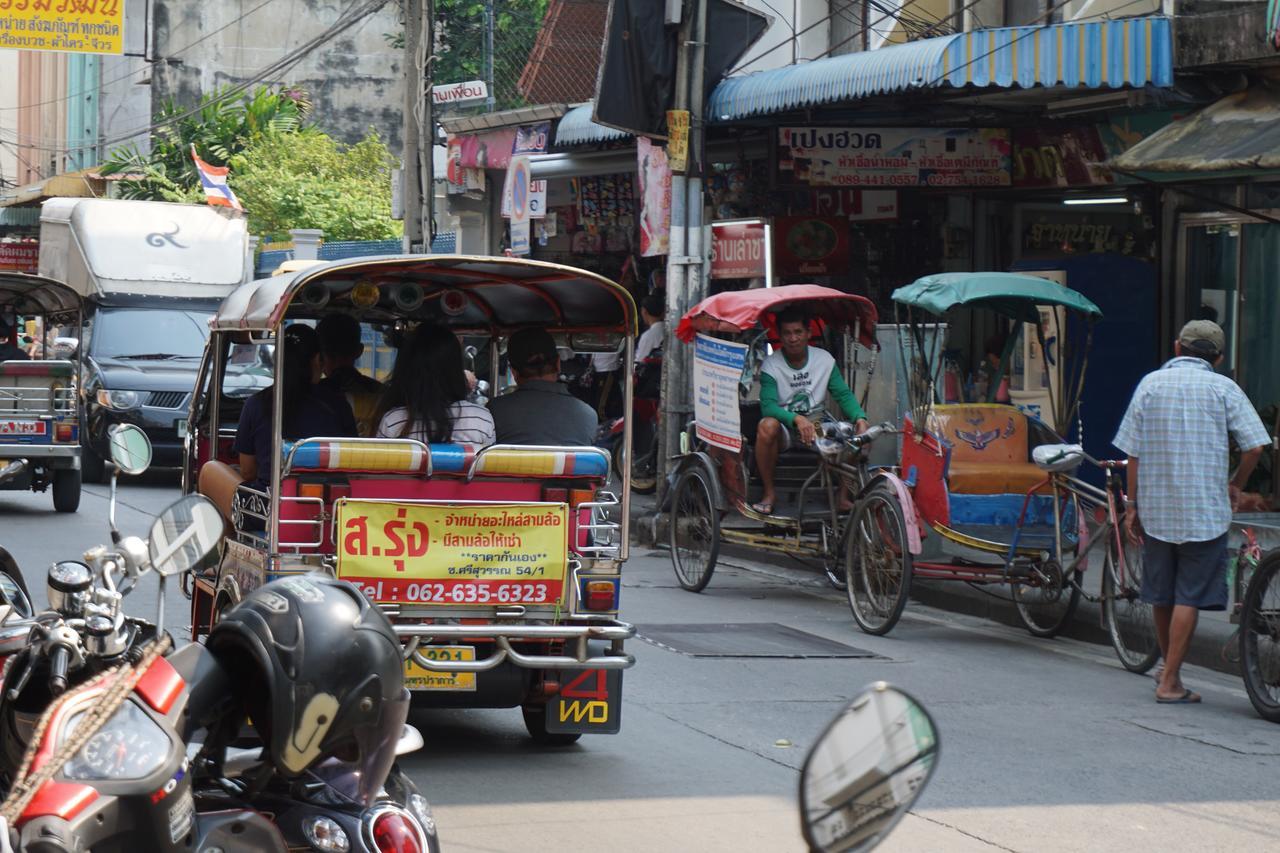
[583,579,618,611]
[542,487,596,507]
[54,423,76,443]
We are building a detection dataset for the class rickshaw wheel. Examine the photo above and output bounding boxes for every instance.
[522,705,583,746]
[670,467,720,593]
[1240,552,1280,723]
[1103,535,1159,674]
[844,485,912,635]
[1012,559,1081,638]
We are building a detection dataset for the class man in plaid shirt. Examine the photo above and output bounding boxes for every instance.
[1114,320,1270,704]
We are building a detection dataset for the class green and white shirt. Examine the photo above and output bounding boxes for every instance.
[759,347,864,427]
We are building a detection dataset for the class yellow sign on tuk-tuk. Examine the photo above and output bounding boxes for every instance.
[335,500,570,606]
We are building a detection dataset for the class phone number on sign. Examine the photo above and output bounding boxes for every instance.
[349,577,564,605]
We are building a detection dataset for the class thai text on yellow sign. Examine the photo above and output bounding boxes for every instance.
[0,1,125,55]
[335,500,570,606]
[667,109,690,172]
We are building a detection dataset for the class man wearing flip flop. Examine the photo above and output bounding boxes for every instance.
[753,307,868,516]
[1114,320,1270,704]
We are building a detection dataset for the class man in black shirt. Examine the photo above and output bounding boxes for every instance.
[0,317,29,362]
[490,329,597,446]
[317,313,383,436]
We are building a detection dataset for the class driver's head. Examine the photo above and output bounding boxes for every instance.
[774,306,810,360]
[1176,319,1225,365]
[507,328,560,382]
[316,313,365,374]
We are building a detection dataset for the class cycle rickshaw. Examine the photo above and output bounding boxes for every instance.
[667,285,892,592]
[845,273,1159,672]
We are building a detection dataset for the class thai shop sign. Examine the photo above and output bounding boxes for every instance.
[710,220,767,279]
[0,3,123,54]
[0,243,38,274]
[778,127,1010,188]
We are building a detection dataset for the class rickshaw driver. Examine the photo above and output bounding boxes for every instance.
[0,316,29,362]
[753,307,868,515]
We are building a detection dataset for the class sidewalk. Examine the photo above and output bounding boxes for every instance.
[629,491,1242,678]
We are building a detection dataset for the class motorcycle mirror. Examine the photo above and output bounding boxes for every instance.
[148,494,223,578]
[107,424,152,476]
[0,572,32,622]
[798,682,939,853]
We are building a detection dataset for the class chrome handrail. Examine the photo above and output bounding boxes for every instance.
[396,621,635,672]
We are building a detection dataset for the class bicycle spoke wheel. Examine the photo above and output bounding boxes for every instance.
[1103,533,1160,673]
[669,467,720,593]
[844,486,912,635]
[1241,553,1280,723]
[1012,559,1081,638]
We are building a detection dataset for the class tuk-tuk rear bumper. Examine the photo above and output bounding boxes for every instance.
[394,622,636,673]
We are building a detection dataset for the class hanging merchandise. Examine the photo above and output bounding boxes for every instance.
[637,137,672,257]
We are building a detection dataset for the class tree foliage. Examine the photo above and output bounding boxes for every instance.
[230,131,401,242]
[101,85,400,241]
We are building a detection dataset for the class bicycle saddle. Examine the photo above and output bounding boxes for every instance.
[1032,443,1084,472]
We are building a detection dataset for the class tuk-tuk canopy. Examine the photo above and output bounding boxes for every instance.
[0,272,81,322]
[676,285,879,348]
[891,273,1103,324]
[210,255,638,335]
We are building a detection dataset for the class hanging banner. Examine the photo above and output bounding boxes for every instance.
[513,122,551,155]
[710,221,766,279]
[510,220,531,255]
[694,334,749,452]
[0,5,123,54]
[778,127,1011,188]
[637,137,672,257]
[772,216,850,276]
[666,109,690,172]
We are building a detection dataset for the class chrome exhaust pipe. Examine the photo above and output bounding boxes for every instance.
[0,460,27,486]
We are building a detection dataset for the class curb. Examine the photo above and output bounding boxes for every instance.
[638,508,1241,678]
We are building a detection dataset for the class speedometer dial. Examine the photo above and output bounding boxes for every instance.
[63,700,172,781]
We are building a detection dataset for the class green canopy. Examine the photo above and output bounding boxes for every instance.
[891,272,1102,323]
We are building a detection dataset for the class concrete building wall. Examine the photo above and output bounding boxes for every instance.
[0,52,17,188]
[99,0,154,157]
[734,0,833,74]
[149,0,405,153]
[15,51,69,184]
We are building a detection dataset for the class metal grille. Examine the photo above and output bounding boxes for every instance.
[146,391,187,409]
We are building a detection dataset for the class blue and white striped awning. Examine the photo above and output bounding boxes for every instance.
[709,16,1173,122]
[556,104,630,146]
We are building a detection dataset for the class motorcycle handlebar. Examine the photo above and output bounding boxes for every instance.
[48,645,69,696]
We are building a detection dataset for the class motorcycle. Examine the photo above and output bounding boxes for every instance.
[798,682,939,852]
[0,424,440,852]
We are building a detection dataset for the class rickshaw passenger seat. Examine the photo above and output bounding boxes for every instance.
[283,438,431,476]
[927,405,1046,495]
[468,445,610,481]
[197,460,242,533]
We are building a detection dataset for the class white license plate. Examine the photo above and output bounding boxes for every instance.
[403,645,476,691]
[175,419,187,438]
[0,420,45,436]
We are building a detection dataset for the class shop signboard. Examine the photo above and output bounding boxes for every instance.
[710,220,767,279]
[637,137,671,257]
[811,189,899,222]
[1012,126,1110,188]
[432,80,489,106]
[772,216,850,276]
[0,243,39,274]
[778,127,1010,188]
[0,4,123,54]
[693,333,749,452]
[513,122,551,156]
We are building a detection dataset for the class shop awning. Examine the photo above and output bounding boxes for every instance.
[0,167,107,208]
[708,16,1173,121]
[1109,84,1280,174]
[556,103,629,146]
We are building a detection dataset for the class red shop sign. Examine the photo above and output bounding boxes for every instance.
[0,243,38,274]
[710,221,766,279]
[772,217,849,276]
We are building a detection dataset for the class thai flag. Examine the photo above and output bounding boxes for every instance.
[190,145,243,211]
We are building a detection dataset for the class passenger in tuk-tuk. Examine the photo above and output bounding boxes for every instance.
[0,317,29,362]
[235,324,357,486]
[753,307,868,515]
[375,324,495,445]
[317,313,384,435]
[489,328,597,446]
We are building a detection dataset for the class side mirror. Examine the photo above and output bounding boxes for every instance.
[0,572,32,623]
[108,423,152,476]
[149,494,224,578]
[799,683,939,853]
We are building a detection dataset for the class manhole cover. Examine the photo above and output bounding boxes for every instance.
[638,623,877,658]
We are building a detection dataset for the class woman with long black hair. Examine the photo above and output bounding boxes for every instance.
[375,324,495,446]
[235,324,357,486]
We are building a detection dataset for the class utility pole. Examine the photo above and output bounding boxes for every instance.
[484,0,496,112]
[658,0,708,501]
[402,0,427,252]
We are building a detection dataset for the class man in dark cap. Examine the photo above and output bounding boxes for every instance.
[1115,319,1269,705]
[317,313,383,436]
[489,328,597,446]
[0,317,29,362]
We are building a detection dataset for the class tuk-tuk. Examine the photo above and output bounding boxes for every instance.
[182,255,637,744]
[0,272,83,512]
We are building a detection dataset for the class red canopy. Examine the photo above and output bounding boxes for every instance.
[676,285,878,348]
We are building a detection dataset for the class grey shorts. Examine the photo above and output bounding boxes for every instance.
[1141,532,1229,611]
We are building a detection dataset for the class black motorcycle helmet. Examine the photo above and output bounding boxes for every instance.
[207,574,409,804]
